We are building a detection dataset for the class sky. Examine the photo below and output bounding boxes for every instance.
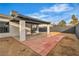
[0,3,79,24]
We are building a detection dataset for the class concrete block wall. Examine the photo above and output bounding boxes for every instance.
[75,24,79,39]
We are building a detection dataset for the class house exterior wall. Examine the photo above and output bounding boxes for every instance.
[0,23,19,38]
[10,23,19,37]
[0,18,19,38]
[0,21,31,38]
[39,24,52,28]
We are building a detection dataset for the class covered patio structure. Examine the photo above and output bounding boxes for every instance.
[10,11,51,41]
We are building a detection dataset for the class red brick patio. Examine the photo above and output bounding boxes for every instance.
[21,34,65,56]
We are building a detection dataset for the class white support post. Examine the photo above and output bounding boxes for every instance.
[30,24,32,35]
[36,25,39,34]
[19,20,26,41]
[47,24,50,34]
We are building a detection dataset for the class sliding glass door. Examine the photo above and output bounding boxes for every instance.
[0,21,9,33]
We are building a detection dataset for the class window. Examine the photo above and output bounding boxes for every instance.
[0,21,9,33]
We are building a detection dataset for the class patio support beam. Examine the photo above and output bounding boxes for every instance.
[47,24,50,34]
[36,25,39,34]
[19,20,26,41]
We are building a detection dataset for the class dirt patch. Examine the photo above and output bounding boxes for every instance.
[48,36,79,56]
[0,37,39,56]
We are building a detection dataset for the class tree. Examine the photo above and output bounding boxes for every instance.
[58,20,66,27]
[70,15,78,25]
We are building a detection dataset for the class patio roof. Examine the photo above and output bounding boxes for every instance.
[11,11,50,24]
[0,14,11,19]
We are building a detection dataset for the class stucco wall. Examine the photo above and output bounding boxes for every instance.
[0,22,19,38]
[0,21,31,38]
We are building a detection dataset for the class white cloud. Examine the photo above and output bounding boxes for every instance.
[27,4,76,24]
[40,4,73,13]
[28,13,55,22]
[28,13,49,19]
[28,13,60,23]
